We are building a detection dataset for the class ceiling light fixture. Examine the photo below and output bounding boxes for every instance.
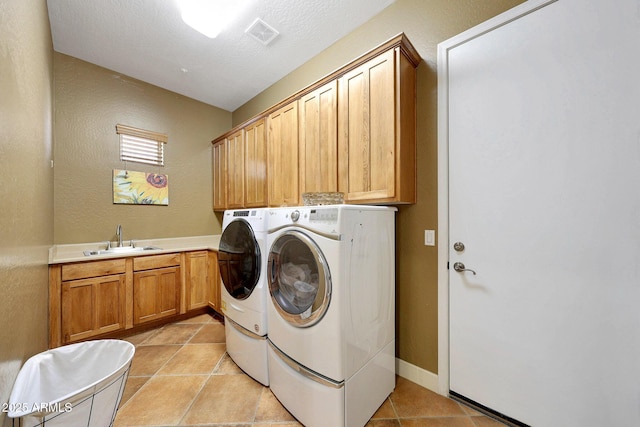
[178,0,248,39]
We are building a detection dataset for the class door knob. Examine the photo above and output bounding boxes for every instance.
[453,262,476,275]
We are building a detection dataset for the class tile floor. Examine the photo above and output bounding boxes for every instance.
[115,313,507,427]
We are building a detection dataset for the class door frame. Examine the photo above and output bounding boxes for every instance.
[435,0,556,396]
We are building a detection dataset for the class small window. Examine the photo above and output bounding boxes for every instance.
[116,124,167,166]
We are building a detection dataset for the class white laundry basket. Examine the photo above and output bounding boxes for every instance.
[7,339,135,427]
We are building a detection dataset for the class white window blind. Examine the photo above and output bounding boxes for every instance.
[116,124,167,166]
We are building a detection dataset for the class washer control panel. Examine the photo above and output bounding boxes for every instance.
[309,207,338,222]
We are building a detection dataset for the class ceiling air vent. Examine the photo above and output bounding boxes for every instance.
[245,18,279,46]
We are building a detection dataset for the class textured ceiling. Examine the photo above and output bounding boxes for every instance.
[47,0,396,111]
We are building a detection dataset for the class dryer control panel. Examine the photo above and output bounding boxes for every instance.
[309,208,338,222]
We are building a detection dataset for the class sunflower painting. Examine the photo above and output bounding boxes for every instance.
[113,169,169,205]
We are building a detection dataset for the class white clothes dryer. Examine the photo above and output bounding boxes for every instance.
[266,205,397,427]
[219,208,269,385]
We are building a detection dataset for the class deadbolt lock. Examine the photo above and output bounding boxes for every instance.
[453,242,465,252]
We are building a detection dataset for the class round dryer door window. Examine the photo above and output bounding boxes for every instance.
[218,219,261,300]
[268,230,331,327]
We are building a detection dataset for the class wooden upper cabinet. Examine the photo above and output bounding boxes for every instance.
[268,101,299,207]
[212,140,227,211]
[212,34,419,207]
[226,129,245,209]
[212,120,268,210]
[244,118,268,207]
[299,80,338,194]
[338,45,417,204]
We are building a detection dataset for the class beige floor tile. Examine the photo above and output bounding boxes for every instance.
[178,313,217,324]
[144,323,202,345]
[128,345,180,376]
[118,376,150,407]
[180,374,264,425]
[113,315,511,427]
[214,353,245,375]
[399,418,477,427]
[189,322,226,343]
[365,420,401,427]
[157,343,226,375]
[254,388,297,423]
[471,416,510,426]
[260,423,304,427]
[121,329,159,346]
[391,377,466,418]
[458,403,484,416]
[115,375,207,426]
[371,397,397,419]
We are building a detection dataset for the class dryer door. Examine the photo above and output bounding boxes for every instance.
[268,230,331,327]
[218,219,261,300]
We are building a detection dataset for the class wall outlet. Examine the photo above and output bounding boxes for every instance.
[424,230,435,246]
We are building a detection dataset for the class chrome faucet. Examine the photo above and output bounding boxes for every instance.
[116,224,123,247]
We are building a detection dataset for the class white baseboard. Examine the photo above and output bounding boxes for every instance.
[395,357,441,395]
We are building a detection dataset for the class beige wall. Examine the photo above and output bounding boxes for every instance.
[232,0,524,374]
[53,53,231,244]
[0,0,54,425]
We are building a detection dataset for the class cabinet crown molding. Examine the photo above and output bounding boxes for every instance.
[212,33,420,144]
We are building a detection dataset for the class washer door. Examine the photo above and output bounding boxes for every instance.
[218,219,261,300]
[268,230,331,327]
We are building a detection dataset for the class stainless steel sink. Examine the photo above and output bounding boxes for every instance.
[83,246,162,256]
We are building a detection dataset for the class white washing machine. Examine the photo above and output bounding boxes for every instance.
[266,205,397,427]
[218,208,269,385]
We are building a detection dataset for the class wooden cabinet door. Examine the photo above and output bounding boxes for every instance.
[185,251,209,311]
[212,140,227,211]
[208,251,221,312]
[268,101,299,207]
[299,80,338,193]
[338,47,416,204]
[133,266,180,324]
[61,274,126,343]
[244,118,267,207]
[338,49,395,202]
[226,129,245,209]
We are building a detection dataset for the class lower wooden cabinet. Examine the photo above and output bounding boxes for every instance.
[61,273,126,343]
[133,266,180,325]
[185,251,209,311]
[49,249,221,348]
[133,253,181,325]
[208,251,221,312]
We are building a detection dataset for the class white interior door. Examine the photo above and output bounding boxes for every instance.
[443,1,640,425]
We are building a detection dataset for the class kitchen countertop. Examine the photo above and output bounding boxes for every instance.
[49,234,220,264]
